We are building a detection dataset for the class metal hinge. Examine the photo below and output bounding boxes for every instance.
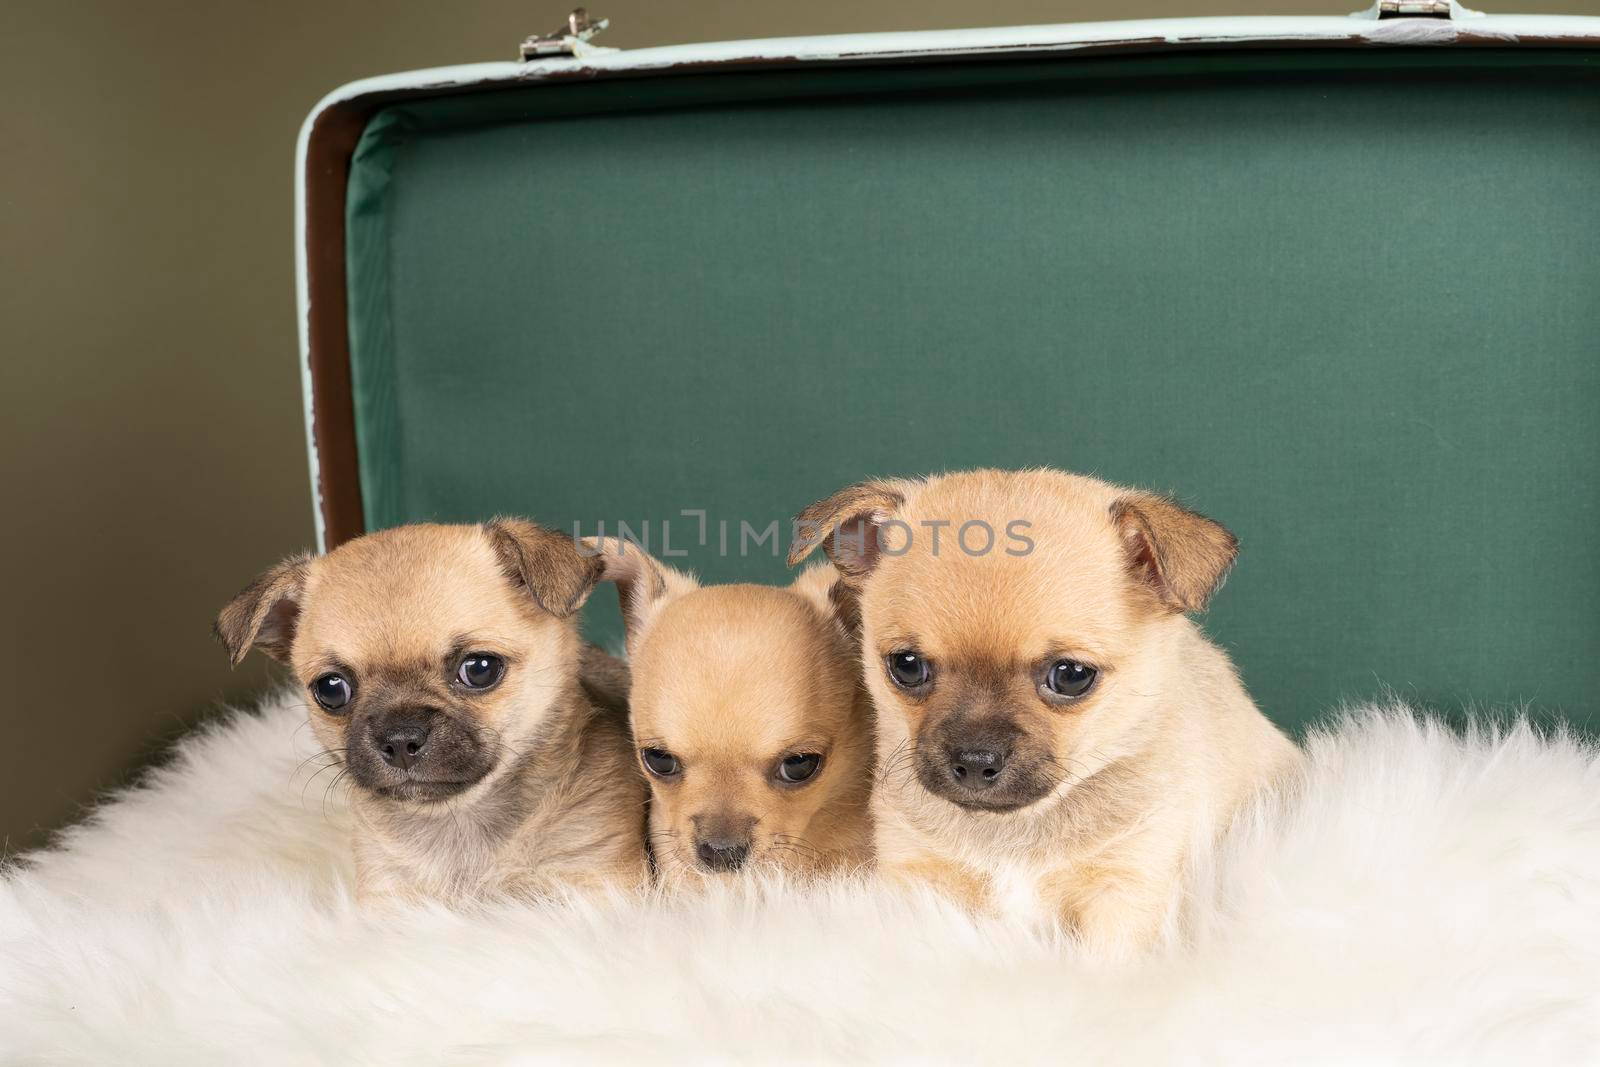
[1377,0,1453,16]
[520,8,609,60]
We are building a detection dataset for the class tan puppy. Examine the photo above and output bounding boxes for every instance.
[592,541,873,883]
[790,469,1302,955]
[215,521,648,905]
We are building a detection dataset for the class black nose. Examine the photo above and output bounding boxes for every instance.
[695,836,751,872]
[375,720,432,771]
[947,746,1008,790]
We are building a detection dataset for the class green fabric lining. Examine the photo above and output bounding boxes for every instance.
[344,49,1600,733]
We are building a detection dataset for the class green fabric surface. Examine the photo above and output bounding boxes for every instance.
[345,50,1600,733]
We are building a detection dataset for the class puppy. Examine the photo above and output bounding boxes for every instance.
[215,520,648,904]
[591,541,874,883]
[790,469,1302,954]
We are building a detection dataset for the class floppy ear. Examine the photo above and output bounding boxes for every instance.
[485,518,604,618]
[1110,493,1238,614]
[584,537,699,656]
[214,553,313,666]
[787,479,908,579]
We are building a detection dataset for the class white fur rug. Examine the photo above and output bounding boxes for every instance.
[2,693,1598,1065]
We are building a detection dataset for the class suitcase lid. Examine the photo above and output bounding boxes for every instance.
[295,10,1600,731]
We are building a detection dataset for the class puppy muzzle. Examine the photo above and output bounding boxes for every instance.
[347,706,492,801]
[690,812,758,873]
[915,718,1054,813]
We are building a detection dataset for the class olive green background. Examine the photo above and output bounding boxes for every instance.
[4,1,1599,854]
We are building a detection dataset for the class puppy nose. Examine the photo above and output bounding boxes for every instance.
[375,720,432,770]
[694,836,751,872]
[947,746,1007,790]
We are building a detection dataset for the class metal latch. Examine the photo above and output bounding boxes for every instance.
[520,8,609,59]
[1377,0,1452,16]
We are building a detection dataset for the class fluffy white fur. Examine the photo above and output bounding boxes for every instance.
[2,691,1597,1065]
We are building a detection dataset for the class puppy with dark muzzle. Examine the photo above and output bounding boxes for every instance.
[590,541,874,884]
[215,521,648,905]
[791,469,1303,955]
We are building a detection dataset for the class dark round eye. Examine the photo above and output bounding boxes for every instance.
[776,753,822,784]
[1044,660,1098,699]
[311,673,352,712]
[886,650,931,691]
[456,653,505,690]
[640,748,681,778]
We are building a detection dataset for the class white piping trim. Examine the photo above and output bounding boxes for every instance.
[293,107,325,552]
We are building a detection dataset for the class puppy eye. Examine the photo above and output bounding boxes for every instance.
[456,653,505,690]
[886,650,932,692]
[311,673,352,712]
[1043,660,1098,699]
[640,748,681,778]
[776,753,822,785]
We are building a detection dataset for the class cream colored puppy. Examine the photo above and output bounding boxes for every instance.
[216,521,648,905]
[592,541,873,882]
[790,469,1302,955]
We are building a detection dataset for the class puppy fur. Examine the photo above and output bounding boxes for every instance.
[791,469,1303,955]
[215,521,648,904]
[593,541,874,883]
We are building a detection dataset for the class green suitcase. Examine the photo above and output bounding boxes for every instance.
[297,6,1600,732]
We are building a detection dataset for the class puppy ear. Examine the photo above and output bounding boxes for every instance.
[787,479,907,579]
[584,537,699,655]
[788,561,862,638]
[214,553,313,666]
[485,518,603,618]
[1110,493,1238,613]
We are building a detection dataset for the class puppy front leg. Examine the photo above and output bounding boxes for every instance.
[882,854,992,914]
[1044,866,1176,959]
[351,836,451,909]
